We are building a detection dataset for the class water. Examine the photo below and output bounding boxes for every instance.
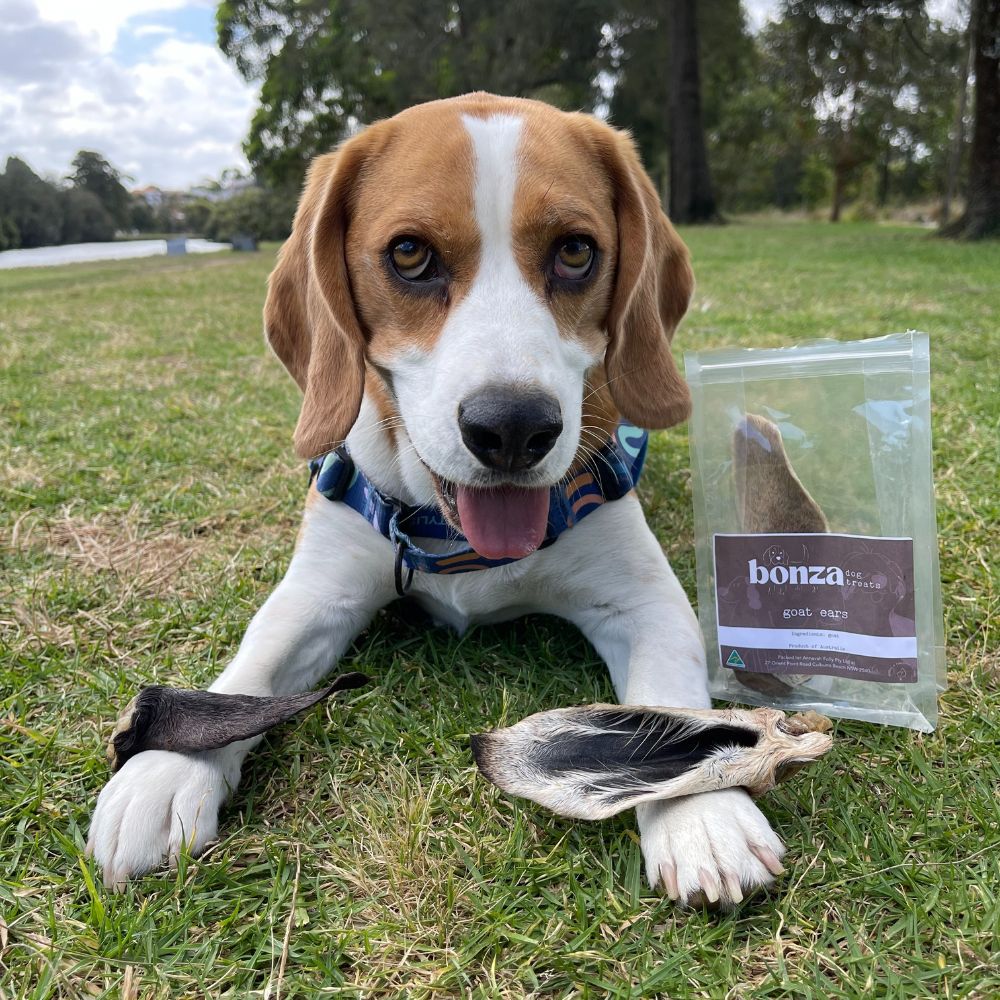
[0,238,231,270]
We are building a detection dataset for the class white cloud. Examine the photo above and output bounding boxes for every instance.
[0,0,257,189]
[34,0,211,52]
[132,24,175,38]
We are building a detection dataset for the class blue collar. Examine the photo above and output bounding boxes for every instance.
[309,422,648,595]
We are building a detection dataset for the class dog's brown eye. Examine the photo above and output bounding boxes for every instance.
[390,238,434,280]
[554,237,594,280]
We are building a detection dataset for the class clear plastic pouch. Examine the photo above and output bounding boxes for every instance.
[685,332,945,732]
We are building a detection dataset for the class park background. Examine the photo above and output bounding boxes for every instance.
[2,1,999,998]
[2,0,999,247]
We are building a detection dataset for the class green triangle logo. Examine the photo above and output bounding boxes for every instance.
[726,649,746,668]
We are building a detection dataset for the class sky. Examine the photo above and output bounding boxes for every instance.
[0,0,258,189]
[0,0,966,192]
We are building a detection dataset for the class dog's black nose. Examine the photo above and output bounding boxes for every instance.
[458,387,563,473]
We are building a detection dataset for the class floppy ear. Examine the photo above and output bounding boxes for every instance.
[264,126,388,458]
[597,128,694,429]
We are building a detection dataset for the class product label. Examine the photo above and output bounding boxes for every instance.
[713,533,917,683]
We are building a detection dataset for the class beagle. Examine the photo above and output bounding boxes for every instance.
[87,93,786,906]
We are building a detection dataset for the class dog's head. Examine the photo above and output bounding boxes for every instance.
[265,93,693,559]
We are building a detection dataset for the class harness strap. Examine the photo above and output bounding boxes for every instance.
[309,422,648,594]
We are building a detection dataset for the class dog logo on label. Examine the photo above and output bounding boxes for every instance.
[762,545,787,566]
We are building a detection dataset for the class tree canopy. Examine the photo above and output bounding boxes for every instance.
[0,152,133,250]
[69,151,132,230]
[215,0,987,232]
[217,0,609,186]
[766,1,966,219]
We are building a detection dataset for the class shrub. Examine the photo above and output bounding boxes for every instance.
[0,215,19,251]
[60,188,115,243]
[204,188,296,243]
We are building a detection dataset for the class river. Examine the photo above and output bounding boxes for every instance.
[0,238,231,270]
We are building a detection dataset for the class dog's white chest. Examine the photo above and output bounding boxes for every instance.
[410,567,550,632]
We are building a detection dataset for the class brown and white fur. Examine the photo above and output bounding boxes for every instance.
[87,94,785,906]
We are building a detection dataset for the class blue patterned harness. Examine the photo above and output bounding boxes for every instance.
[309,422,648,595]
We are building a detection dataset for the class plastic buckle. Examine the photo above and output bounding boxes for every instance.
[324,446,354,502]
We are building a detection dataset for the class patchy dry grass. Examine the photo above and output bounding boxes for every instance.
[1,224,999,998]
[14,507,197,591]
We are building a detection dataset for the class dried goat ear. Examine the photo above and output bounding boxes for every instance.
[732,414,829,697]
[107,672,371,771]
[471,704,832,821]
[733,414,828,534]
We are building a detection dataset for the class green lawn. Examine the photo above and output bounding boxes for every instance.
[1,222,998,998]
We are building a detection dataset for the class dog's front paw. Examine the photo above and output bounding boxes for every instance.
[86,750,236,890]
[637,788,786,908]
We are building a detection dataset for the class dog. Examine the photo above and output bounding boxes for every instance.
[87,93,786,905]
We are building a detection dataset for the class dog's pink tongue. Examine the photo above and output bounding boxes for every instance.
[455,485,550,560]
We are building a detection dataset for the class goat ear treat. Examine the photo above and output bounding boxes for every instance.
[732,414,828,535]
[731,414,829,698]
[107,672,371,771]
[471,704,832,821]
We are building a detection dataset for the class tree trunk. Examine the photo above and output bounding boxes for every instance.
[941,29,973,225]
[668,0,719,224]
[942,0,1000,239]
[877,149,890,208]
[830,162,848,222]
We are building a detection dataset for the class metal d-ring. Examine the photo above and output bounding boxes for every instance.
[393,535,415,597]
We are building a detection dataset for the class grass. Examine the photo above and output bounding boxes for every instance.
[1,222,998,998]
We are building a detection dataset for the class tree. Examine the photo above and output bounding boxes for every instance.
[217,0,607,187]
[943,0,1000,238]
[0,157,63,248]
[0,151,148,249]
[0,215,19,251]
[69,151,131,230]
[129,197,157,233]
[768,1,957,221]
[941,20,973,225]
[60,188,115,243]
[667,0,719,223]
[602,0,755,206]
[203,187,297,242]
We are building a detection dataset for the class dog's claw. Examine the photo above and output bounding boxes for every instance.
[722,871,744,904]
[698,866,721,904]
[751,843,785,876]
[658,861,680,900]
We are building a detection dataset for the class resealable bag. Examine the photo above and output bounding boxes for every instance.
[685,332,945,732]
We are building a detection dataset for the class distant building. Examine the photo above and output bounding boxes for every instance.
[187,178,257,203]
[132,185,164,208]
